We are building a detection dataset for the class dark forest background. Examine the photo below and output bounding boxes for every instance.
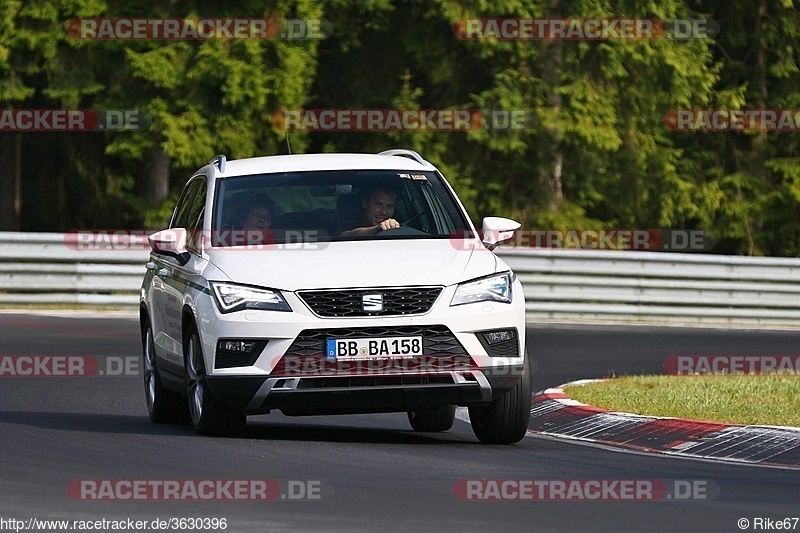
[1,0,799,256]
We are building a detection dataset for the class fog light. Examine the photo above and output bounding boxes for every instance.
[477,329,520,357]
[483,329,516,345]
[218,340,257,353]
[215,339,268,369]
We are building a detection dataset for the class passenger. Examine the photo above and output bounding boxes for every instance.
[238,196,275,231]
[234,195,276,245]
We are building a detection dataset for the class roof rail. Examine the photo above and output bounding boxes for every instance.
[208,154,227,173]
[377,149,431,167]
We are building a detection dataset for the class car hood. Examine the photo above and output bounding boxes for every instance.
[206,239,499,290]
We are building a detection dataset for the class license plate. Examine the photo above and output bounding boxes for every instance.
[326,336,423,359]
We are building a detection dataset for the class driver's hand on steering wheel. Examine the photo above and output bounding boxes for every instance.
[376,218,400,232]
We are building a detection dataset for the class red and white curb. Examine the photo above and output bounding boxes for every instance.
[526,379,800,469]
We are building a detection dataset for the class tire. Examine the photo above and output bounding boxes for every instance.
[184,323,246,436]
[407,405,456,432]
[142,321,189,424]
[469,353,532,444]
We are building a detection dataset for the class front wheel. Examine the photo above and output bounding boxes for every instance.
[469,354,531,444]
[184,323,246,436]
[407,405,456,432]
[142,321,188,424]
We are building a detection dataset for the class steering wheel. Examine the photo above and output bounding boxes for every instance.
[379,226,429,236]
[402,208,431,226]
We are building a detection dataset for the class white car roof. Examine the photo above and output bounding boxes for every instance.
[213,153,435,178]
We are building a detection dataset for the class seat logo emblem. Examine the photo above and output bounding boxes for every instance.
[362,293,383,312]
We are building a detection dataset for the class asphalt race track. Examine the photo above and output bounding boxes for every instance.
[1,313,799,532]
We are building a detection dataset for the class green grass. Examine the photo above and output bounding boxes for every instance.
[564,375,800,427]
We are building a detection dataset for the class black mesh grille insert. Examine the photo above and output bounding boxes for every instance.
[297,287,442,317]
[286,325,466,357]
[483,338,520,357]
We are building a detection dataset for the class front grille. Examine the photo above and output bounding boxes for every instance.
[297,287,442,317]
[286,325,466,357]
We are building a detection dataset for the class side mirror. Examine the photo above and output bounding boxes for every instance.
[482,217,521,251]
[149,228,190,265]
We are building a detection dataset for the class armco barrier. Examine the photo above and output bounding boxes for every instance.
[1,232,799,327]
[0,232,149,306]
[500,248,800,327]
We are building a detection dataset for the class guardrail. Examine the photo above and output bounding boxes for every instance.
[1,232,799,327]
[500,248,800,327]
[0,232,148,306]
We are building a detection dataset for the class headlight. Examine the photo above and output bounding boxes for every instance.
[210,282,291,313]
[450,272,513,306]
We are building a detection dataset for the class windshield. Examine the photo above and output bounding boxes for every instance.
[211,170,471,247]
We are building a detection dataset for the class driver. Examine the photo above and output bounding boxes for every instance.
[339,186,400,237]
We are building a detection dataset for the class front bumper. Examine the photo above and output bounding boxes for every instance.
[205,363,524,415]
[195,278,527,415]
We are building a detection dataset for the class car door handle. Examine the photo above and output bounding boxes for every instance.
[157,269,172,278]
[145,262,157,270]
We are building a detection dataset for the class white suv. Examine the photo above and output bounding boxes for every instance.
[140,149,530,443]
